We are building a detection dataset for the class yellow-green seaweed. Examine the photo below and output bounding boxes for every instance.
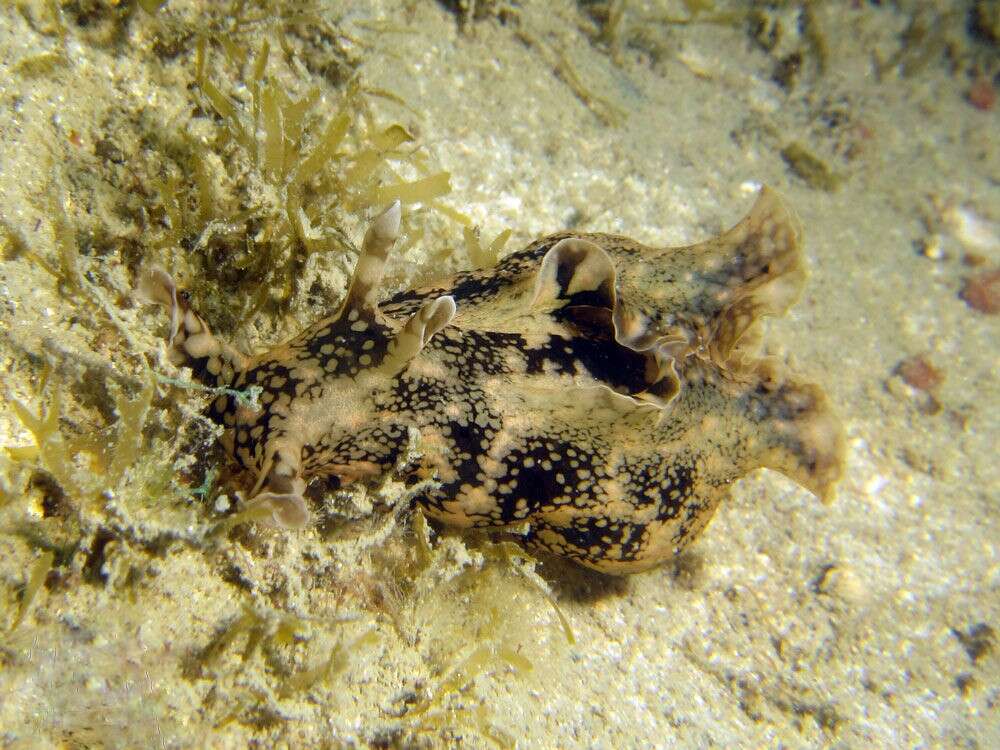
[781,142,842,192]
[9,549,54,632]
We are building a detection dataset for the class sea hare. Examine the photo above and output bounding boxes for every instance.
[143,187,843,573]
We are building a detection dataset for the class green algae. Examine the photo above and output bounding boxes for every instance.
[278,628,378,698]
[411,508,434,569]
[463,226,512,270]
[8,549,54,632]
[490,541,576,646]
[874,1,999,79]
[516,28,627,126]
[396,606,528,749]
[781,142,842,192]
[182,599,383,732]
[145,30,460,328]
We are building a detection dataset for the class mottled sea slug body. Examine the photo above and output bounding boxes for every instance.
[144,188,844,574]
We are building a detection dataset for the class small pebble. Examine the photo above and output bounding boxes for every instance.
[961,268,1000,314]
[920,234,945,260]
[816,565,866,604]
[968,77,997,111]
[896,354,944,392]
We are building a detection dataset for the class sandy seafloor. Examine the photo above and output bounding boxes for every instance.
[0,1,997,748]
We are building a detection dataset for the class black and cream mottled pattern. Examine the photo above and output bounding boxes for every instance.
[143,188,844,574]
